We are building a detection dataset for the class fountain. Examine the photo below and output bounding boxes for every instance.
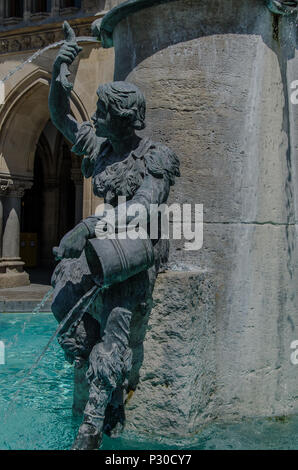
[2,0,297,450]
[86,0,298,438]
[48,18,180,449]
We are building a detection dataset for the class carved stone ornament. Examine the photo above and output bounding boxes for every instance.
[0,179,32,197]
[0,18,98,55]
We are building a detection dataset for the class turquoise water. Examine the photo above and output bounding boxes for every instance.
[0,313,297,450]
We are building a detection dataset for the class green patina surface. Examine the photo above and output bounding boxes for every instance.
[96,0,297,48]
[98,0,177,48]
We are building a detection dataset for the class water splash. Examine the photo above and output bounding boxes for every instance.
[7,287,54,348]
[0,36,98,104]
[4,285,101,420]
[32,286,54,315]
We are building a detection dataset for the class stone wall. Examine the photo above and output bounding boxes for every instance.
[110,0,298,424]
[73,269,217,440]
[125,270,216,439]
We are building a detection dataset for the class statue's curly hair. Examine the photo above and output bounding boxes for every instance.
[97,81,146,130]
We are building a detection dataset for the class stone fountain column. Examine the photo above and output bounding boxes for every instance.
[0,179,32,288]
[51,0,61,17]
[94,0,298,437]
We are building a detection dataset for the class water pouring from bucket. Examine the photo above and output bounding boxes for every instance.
[6,287,54,348]
[84,236,155,288]
[3,224,155,424]
[3,284,100,421]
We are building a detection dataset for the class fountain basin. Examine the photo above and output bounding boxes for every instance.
[91,0,298,430]
[1,311,298,449]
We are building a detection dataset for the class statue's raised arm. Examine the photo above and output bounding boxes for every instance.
[49,22,83,144]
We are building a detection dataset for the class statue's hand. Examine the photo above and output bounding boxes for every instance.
[53,41,82,72]
[53,223,89,260]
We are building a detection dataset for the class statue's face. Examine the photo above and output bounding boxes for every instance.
[266,0,298,15]
[92,97,128,139]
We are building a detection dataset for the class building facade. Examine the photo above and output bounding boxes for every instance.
[0,0,116,286]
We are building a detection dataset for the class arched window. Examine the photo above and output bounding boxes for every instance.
[32,0,51,13]
[6,0,24,18]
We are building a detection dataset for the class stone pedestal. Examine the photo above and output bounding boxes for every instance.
[125,270,215,439]
[73,270,216,439]
[0,180,31,288]
[96,0,298,429]
[0,259,29,288]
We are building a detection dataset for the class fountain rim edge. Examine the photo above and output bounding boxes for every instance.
[98,0,297,49]
[99,0,177,48]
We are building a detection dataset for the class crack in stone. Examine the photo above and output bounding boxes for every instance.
[203,221,298,226]
[169,220,298,226]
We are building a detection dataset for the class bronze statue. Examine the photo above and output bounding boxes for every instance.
[266,0,298,14]
[49,22,180,450]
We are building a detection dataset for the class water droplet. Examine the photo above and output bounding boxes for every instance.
[0,37,98,83]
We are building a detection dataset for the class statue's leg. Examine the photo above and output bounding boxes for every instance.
[72,307,133,450]
[72,379,111,450]
[72,264,157,448]
[73,361,89,418]
[103,386,126,437]
[95,268,157,435]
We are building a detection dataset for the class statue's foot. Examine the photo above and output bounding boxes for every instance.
[72,423,102,450]
[103,403,125,437]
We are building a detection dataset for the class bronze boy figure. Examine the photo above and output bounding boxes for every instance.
[49,22,179,449]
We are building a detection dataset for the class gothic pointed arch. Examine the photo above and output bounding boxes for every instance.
[0,68,89,180]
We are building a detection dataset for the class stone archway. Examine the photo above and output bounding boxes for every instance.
[0,69,88,287]
[21,120,83,273]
